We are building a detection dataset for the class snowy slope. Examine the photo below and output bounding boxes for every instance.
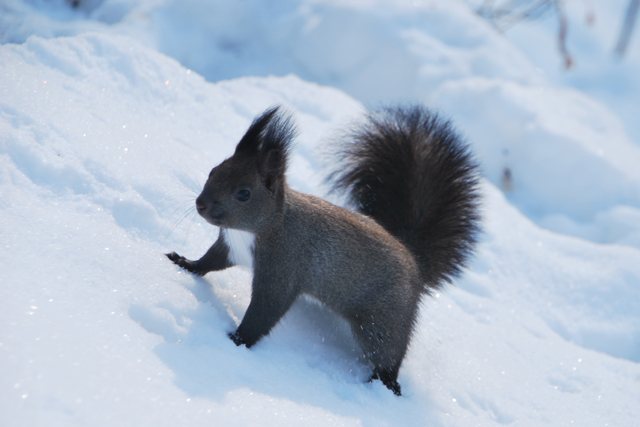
[1,1,640,427]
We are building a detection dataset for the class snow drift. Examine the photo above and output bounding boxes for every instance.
[1,1,639,426]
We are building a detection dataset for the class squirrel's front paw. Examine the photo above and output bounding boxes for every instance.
[166,252,202,275]
[166,251,184,263]
[228,331,246,346]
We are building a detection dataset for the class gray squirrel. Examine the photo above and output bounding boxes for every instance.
[167,105,480,396]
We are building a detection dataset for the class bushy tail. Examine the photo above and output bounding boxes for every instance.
[329,106,480,291]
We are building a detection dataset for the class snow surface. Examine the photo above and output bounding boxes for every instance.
[1,1,639,426]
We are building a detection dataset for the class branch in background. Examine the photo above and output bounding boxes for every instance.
[476,0,555,31]
[584,0,595,26]
[474,0,577,68]
[554,0,573,68]
[615,0,640,57]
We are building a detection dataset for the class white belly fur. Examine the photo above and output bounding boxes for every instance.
[225,229,255,269]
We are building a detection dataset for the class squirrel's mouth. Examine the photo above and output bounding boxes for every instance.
[202,213,225,226]
[195,197,225,226]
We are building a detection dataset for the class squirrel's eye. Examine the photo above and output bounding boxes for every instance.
[235,189,251,202]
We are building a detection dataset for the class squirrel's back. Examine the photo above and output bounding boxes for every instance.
[330,105,480,292]
[278,190,420,299]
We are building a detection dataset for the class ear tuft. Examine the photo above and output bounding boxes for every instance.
[235,106,297,192]
[234,106,281,155]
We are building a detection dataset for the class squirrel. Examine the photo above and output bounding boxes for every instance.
[167,105,480,396]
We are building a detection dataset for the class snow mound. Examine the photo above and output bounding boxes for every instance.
[3,0,639,249]
[1,3,640,427]
[431,77,640,246]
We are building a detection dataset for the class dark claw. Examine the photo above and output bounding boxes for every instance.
[228,331,246,346]
[369,369,402,396]
[384,380,402,396]
[165,252,204,276]
[166,252,182,263]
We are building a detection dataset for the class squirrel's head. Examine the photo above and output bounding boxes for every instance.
[195,106,296,233]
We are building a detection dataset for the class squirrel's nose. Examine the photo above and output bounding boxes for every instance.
[196,197,207,213]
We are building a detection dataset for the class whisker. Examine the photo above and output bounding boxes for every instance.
[160,204,197,246]
[174,169,205,196]
[163,199,197,227]
[180,208,200,248]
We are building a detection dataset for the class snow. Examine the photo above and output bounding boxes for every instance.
[1,1,639,426]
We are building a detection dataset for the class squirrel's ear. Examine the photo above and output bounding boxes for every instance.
[235,105,296,193]
[260,148,285,193]
[234,106,281,155]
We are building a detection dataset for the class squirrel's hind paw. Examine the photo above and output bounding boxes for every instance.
[228,331,246,346]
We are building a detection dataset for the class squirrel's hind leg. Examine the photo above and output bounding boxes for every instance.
[351,314,412,397]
